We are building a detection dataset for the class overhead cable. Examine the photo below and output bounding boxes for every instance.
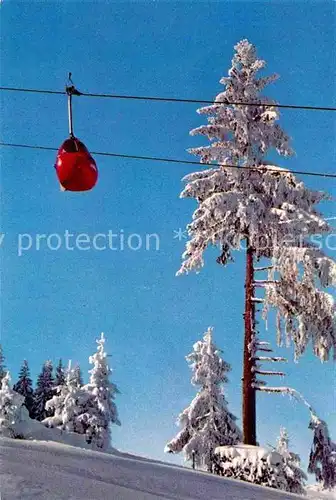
[1,86,335,112]
[1,141,335,179]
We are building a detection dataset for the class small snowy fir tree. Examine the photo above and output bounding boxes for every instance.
[13,360,34,417]
[178,39,335,362]
[71,364,84,387]
[78,333,121,450]
[55,359,66,387]
[165,327,241,471]
[43,366,90,434]
[0,372,29,437]
[214,444,288,491]
[33,360,54,421]
[0,345,6,383]
[308,414,336,490]
[43,365,72,429]
[276,427,307,494]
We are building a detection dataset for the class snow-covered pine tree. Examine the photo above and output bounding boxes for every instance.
[0,345,6,383]
[214,444,288,490]
[276,427,307,494]
[78,333,121,450]
[177,38,336,444]
[43,366,90,434]
[308,414,336,490]
[0,372,28,438]
[55,359,66,387]
[33,360,54,420]
[71,364,84,387]
[13,360,34,417]
[59,370,91,434]
[165,327,241,471]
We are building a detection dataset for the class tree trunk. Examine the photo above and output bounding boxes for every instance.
[242,245,256,445]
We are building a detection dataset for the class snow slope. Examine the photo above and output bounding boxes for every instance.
[0,437,304,500]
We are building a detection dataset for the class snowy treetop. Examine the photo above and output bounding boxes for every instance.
[187,327,231,387]
[189,39,293,167]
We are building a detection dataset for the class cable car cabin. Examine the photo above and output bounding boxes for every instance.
[55,137,98,192]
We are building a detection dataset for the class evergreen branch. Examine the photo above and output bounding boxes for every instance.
[254,356,287,362]
[253,369,286,376]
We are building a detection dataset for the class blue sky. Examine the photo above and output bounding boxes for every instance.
[1,0,335,475]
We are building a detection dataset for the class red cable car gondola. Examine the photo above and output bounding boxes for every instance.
[55,137,98,192]
[55,75,98,192]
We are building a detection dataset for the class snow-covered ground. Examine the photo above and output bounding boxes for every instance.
[0,437,306,500]
[305,486,336,500]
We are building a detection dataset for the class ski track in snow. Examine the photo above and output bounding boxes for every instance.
[0,437,304,500]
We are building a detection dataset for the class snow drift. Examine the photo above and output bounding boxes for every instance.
[0,437,306,500]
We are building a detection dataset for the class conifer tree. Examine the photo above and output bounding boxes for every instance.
[13,360,34,417]
[178,39,336,444]
[43,367,89,433]
[55,359,66,387]
[0,372,28,437]
[72,364,84,387]
[276,427,307,494]
[78,333,120,450]
[44,342,119,451]
[33,360,54,420]
[0,345,6,383]
[165,327,241,471]
[308,414,336,490]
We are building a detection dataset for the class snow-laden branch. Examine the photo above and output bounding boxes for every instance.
[254,356,287,362]
[253,369,286,376]
[253,385,315,413]
[253,280,279,285]
[254,266,274,272]
[253,281,279,290]
[308,413,336,489]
